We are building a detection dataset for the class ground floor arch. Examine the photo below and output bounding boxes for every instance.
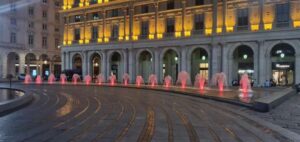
[162,49,179,82]
[138,50,153,82]
[232,45,254,84]
[110,52,123,82]
[271,43,295,86]
[25,53,37,76]
[7,52,19,77]
[90,53,101,79]
[190,48,209,83]
[72,53,82,75]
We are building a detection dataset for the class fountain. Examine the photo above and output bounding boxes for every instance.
[164,75,172,88]
[72,74,81,84]
[24,74,32,84]
[176,71,191,88]
[96,74,105,85]
[194,74,206,90]
[48,73,56,84]
[148,74,158,87]
[240,73,252,93]
[135,76,144,87]
[122,73,130,86]
[109,73,116,85]
[35,75,42,84]
[84,75,92,85]
[212,72,227,92]
[60,74,67,84]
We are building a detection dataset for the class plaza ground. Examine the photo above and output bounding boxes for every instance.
[0,83,299,142]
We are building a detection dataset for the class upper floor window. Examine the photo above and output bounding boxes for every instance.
[237,8,249,30]
[10,18,17,25]
[90,0,97,5]
[28,22,34,28]
[141,21,149,37]
[111,9,119,17]
[42,37,48,47]
[10,32,17,43]
[194,14,204,31]
[195,0,204,5]
[10,2,16,12]
[54,1,60,7]
[55,38,60,48]
[141,5,149,14]
[74,15,81,22]
[167,0,175,10]
[28,34,34,45]
[74,29,80,41]
[28,7,34,16]
[42,10,48,19]
[276,3,290,27]
[92,26,98,40]
[166,18,175,33]
[42,0,48,4]
[42,24,47,30]
[92,12,99,20]
[111,25,119,40]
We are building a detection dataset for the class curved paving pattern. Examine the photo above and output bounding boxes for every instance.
[0,85,285,142]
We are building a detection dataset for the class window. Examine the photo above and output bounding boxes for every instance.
[55,13,60,21]
[10,18,17,25]
[10,2,16,12]
[111,25,119,40]
[42,24,47,30]
[194,14,204,31]
[141,5,149,13]
[276,3,290,27]
[166,18,175,33]
[42,37,48,47]
[111,9,119,17]
[141,21,149,37]
[28,22,34,28]
[167,0,175,10]
[55,27,60,32]
[195,0,204,5]
[237,8,249,29]
[28,34,34,45]
[92,12,99,20]
[55,38,60,48]
[92,26,98,40]
[28,7,34,16]
[75,15,81,22]
[74,0,80,7]
[54,1,60,7]
[74,29,80,41]
[10,32,17,43]
[42,10,48,19]
[42,0,48,4]
[90,0,97,4]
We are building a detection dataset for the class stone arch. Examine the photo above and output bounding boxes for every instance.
[7,52,20,77]
[136,49,154,82]
[107,50,125,82]
[160,48,180,83]
[188,47,209,83]
[72,53,83,75]
[89,52,102,78]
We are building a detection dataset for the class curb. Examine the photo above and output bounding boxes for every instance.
[0,88,33,116]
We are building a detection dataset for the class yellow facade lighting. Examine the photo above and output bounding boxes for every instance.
[175,32,181,38]
[251,25,259,31]
[104,38,109,42]
[157,34,163,39]
[149,34,155,40]
[205,29,212,35]
[184,31,191,37]
[264,23,272,30]
[97,38,103,43]
[226,27,234,32]
[294,21,300,28]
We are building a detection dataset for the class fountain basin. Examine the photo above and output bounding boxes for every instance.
[0,88,33,115]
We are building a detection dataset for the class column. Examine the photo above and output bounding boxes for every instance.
[123,8,127,40]
[259,0,264,30]
[129,5,134,40]
[65,51,70,69]
[154,2,158,38]
[212,0,218,34]
[222,0,227,33]
[181,1,186,36]
[128,48,135,83]
[61,52,65,71]
[102,11,106,41]
[258,40,267,86]
[87,51,91,75]
[180,47,187,72]
[101,50,107,80]
[296,53,300,84]
[154,49,160,83]
[82,51,88,76]
[210,44,222,82]
[19,54,26,74]
[2,55,7,78]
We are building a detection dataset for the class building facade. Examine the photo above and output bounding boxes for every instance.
[0,0,62,79]
[61,0,300,86]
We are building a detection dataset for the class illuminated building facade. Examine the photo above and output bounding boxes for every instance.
[61,0,300,86]
[0,0,62,79]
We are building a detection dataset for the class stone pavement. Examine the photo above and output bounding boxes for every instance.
[0,83,294,142]
[240,93,300,134]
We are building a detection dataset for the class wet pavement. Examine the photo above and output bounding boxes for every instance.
[0,89,24,103]
[0,84,292,142]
